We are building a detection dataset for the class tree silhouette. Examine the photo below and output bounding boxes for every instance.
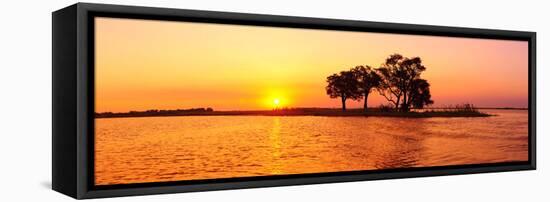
[409,79,434,109]
[352,65,381,111]
[377,54,432,112]
[326,70,361,111]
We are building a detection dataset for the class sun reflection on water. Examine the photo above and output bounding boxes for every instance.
[269,117,283,174]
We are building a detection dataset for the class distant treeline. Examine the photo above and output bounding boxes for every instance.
[95,108,213,118]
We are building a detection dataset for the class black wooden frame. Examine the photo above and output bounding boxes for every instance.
[52,3,536,199]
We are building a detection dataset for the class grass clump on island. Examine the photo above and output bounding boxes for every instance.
[414,104,492,118]
[95,104,491,119]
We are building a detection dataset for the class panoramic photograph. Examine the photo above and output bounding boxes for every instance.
[94,17,529,186]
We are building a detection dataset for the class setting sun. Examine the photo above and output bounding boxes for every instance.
[273,99,281,108]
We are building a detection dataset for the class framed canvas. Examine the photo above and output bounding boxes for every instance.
[52,3,536,199]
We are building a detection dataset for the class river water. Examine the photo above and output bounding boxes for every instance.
[94,110,528,185]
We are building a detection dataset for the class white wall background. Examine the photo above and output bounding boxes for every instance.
[0,0,547,201]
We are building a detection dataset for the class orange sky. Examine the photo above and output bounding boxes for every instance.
[95,17,528,113]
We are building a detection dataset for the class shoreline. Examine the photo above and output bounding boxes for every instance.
[95,108,499,119]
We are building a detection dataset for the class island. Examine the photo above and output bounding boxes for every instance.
[95,105,498,119]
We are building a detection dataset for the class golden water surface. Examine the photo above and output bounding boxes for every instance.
[95,110,528,185]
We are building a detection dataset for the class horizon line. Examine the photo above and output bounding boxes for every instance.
[96,106,529,114]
